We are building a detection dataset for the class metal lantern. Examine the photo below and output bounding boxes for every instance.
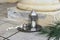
[17,10,42,32]
[7,10,42,32]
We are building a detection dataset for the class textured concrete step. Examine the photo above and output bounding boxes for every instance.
[0,37,3,40]
[9,32,48,40]
[0,23,16,35]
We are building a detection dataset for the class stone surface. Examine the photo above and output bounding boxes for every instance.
[0,37,3,40]
[19,0,59,4]
[0,20,5,25]
[9,32,48,40]
[0,3,17,37]
[7,0,18,3]
[0,22,16,35]
[0,18,48,40]
[0,0,18,3]
[1,29,18,37]
[0,0,7,3]
[17,0,60,11]
[8,7,60,26]
[0,3,16,18]
[0,3,58,40]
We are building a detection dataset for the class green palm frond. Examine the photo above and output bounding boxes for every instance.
[48,22,60,40]
[40,21,60,40]
[40,28,49,34]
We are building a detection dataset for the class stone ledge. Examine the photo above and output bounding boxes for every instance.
[7,7,60,26]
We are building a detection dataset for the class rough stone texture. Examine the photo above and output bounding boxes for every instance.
[0,37,3,40]
[0,3,55,40]
[8,7,54,26]
[0,0,18,3]
[0,20,5,25]
[9,32,48,40]
[7,0,18,3]
[0,3,16,18]
[0,3,17,40]
[0,3,49,40]
[0,0,7,3]
[0,19,48,40]
[17,0,60,12]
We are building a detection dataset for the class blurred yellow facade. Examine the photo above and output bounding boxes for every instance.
[7,0,18,3]
[0,0,18,3]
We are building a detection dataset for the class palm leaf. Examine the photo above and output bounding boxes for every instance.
[39,21,60,40]
[48,22,60,40]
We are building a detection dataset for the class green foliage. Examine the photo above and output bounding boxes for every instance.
[40,27,50,34]
[40,22,60,40]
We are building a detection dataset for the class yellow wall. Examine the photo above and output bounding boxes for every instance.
[7,0,18,3]
[0,0,18,3]
[0,0,7,3]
